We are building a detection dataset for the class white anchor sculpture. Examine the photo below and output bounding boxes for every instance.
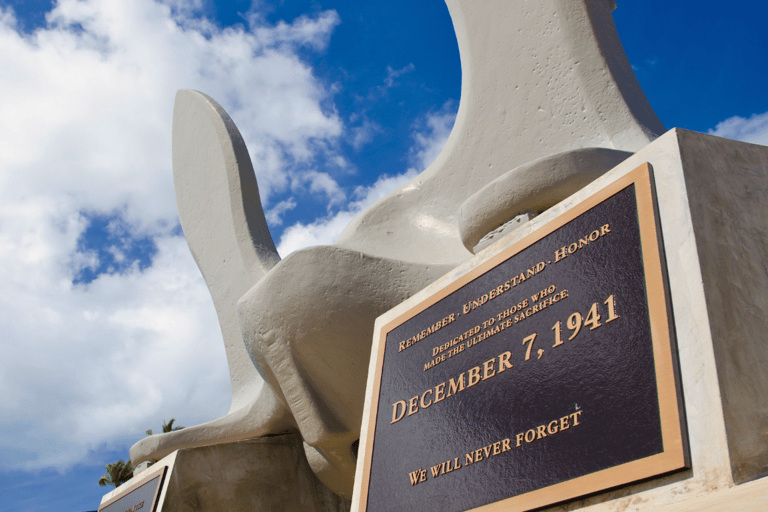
[130,0,663,498]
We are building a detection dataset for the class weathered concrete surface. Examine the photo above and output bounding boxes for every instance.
[172,89,282,416]
[237,246,453,496]
[130,90,296,473]
[114,436,349,512]
[133,0,668,497]
[458,148,633,252]
[356,128,768,510]
[674,130,768,484]
[336,0,664,262]
[650,477,768,512]
[160,435,350,512]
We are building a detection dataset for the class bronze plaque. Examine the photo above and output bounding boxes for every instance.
[98,465,167,512]
[354,164,688,512]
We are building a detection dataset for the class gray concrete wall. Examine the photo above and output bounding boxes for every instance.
[161,435,349,512]
[675,130,768,484]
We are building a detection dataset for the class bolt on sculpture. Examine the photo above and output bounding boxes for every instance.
[130,0,663,498]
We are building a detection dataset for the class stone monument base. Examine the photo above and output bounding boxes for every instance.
[100,434,350,512]
[652,478,768,512]
[351,128,768,511]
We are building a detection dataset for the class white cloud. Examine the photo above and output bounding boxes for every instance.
[304,170,346,206]
[251,10,339,51]
[276,105,457,256]
[1,232,228,469]
[276,169,419,256]
[265,198,297,226]
[709,111,768,146]
[409,103,457,172]
[0,0,343,231]
[276,208,358,255]
[383,63,415,88]
[350,120,380,150]
[0,0,345,471]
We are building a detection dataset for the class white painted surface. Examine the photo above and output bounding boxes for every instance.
[132,0,683,500]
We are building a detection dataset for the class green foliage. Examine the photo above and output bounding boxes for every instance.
[162,418,184,433]
[98,459,134,488]
[145,418,184,436]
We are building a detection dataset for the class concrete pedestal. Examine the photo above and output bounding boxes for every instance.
[486,129,768,509]
[351,129,768,511]
[101,434,350,512]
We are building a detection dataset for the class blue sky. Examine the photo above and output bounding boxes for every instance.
[0,0,766,511]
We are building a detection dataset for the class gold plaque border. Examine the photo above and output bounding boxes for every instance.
[97,463,168,512]
[353,163,688,512]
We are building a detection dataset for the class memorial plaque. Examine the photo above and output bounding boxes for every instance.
[98,465,167,512]
[354,164,688,512]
